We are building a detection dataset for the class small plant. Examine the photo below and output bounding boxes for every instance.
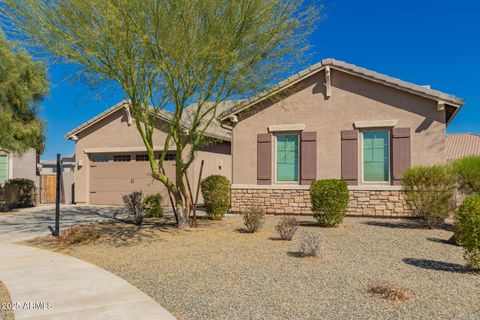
[453,156,480,195]
[298,231,324,257]
[201,175,231,220]
[275,216,298,240]
[143,193,164,218]
[368,281,414,303]
[59,225,99,245]
[242,207,265,233]
[455,194,480,270]
[122,191,145,226]
[0,178,35,209]
[310,179,349,227]
[403,165,456,228]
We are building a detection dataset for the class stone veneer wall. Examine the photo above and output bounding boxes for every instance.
[231,187,414,217]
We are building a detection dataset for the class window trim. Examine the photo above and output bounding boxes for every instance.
[273,133,300,184]
[360,129,391,185]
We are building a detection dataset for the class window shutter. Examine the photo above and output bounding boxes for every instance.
[341,130,359,185]
[392,127,411,185]
[257,133,272,185]
[301,131,317,185]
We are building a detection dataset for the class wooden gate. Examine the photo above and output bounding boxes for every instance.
[41,175,57,203]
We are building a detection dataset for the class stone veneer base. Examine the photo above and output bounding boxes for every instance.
[231,186,414,217]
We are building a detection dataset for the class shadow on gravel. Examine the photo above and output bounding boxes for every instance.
[298,221,321,228]
[364,220,454,232]
[403,258,476,274]
[426,237,458,246]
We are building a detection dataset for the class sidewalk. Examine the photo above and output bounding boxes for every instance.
[0,208,176,319]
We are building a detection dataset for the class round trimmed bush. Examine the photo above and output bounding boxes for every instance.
[201,175,231,220]
[310,179,349,227]
[456,194,480,270]
[143,193,164,218]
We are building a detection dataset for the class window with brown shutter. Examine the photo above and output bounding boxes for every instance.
[392,127,411,185]
[257,133,272,185]
[341,130,359,185]
[301,131,317,185]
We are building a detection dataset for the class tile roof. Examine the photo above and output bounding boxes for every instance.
[219,58,465,123]
[446,133,480,161]
[65,100,236,141]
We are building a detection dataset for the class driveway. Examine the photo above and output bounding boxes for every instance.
[0,205,176,319]
[0,204,126,242]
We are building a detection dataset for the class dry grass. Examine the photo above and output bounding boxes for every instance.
[22,216,480,320]
[58,225,100,245]
[0,281,15,320]
[368,281,415,303]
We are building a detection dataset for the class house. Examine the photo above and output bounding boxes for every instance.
[219,58,464,217]
[446,133,480,162]
[0,148,39,186]
[39,154,76,204]
[65,101,232,206]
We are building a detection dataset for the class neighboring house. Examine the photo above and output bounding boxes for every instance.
[39,154,76,204]
[219,58,465,217]
[0,148,39,185]
[446,133,480,162]
[65,101,232,206]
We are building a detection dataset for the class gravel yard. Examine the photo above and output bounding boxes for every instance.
[25,216,480,320]
[0,281,14,320]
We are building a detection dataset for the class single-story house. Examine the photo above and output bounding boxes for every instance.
[0,148,39,185]
[39,154,76,204]
[65,101,233,206]
[446,133,480,162]
[219,58,464,217]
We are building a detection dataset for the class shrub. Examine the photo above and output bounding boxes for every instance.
[143,193,164,218]
[455,194,480,270]
[275,216,298,240]
[122,191,145,226]
[453,156,480,195]
[403,165,456,228]
[0,179,35,209]
[242,207,265,233]
[298,231,324,257]
[201,175,231,220]
[368,281,414,303]
[310,179,349,227]
[59,225,99,245]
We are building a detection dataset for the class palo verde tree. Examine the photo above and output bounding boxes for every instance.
[0,31,48,154]
[3,0,320,227]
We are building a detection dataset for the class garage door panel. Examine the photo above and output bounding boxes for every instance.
[89,160,176,205]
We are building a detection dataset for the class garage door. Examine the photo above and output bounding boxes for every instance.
[89,156,176,206]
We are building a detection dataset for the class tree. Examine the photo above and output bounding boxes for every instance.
[3,0,320,227]
[0,31,48,154]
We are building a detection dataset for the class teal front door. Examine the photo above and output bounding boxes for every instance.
[0,155,8,183]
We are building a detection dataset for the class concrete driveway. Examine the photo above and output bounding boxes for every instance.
[0,204,127,242]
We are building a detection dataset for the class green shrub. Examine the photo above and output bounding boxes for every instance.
[242,207,265,233]
[453,156,480,195]
[403,165,456,228]
[201,175,231,220]
[310,179,349,227]
[0,179,35,209]
[455,194,480,270]
[143,193,164,218]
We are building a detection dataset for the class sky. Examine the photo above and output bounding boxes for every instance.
[38,0,479,160]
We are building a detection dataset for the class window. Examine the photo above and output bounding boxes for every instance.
[362,131,389,182]
[0,155,8,183]
[113,155,131,162]
[164,153,176,161]
[92,155,109,163]
[136,154,149,162]
[275,134,299,182]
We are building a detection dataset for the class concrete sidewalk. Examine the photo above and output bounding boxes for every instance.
[0,242,175,319]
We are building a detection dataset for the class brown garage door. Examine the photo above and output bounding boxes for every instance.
[89,158,176,206]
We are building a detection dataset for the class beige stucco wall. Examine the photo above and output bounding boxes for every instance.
[232,69,446,185]
[73,108,231,205]
[12,148,38,182]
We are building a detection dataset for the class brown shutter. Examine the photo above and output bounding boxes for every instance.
[392,127,411,185]
[301,131,317,185]
[257,133,272,185]
[341,130,359,185]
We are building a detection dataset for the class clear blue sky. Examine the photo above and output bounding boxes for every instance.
[39,0,479,160]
